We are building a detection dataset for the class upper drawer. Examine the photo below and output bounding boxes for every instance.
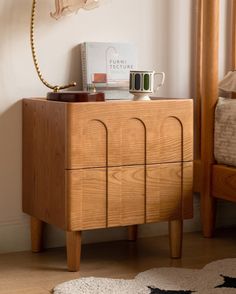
[66,99,193,169]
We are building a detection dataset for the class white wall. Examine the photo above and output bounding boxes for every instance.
[0,0,235,253]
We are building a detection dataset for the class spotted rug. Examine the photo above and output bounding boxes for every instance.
[53,259,236,293]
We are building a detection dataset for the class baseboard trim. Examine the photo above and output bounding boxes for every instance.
[0,219,30,253]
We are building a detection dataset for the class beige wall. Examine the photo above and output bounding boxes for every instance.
[0,0,235,253]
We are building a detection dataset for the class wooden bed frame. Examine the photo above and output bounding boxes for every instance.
[194,0,236,237]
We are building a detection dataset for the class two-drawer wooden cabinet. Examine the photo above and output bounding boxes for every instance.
[23,98,193,271]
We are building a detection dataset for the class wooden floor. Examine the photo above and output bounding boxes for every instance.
[0,229,236,294]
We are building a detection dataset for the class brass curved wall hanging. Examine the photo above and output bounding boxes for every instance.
[30,0,77,92]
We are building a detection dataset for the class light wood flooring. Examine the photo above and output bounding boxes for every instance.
[0,229,236,294]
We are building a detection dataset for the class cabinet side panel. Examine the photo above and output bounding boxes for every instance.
[22,101,35,216]
[22,99,66,229]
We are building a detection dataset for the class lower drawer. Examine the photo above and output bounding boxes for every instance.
[66,162,193,231]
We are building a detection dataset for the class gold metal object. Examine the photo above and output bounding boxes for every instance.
[30,0,76,92]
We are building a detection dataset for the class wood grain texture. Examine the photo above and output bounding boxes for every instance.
[23,99,67,229]
[67,168,107,231]
[182,162,194,219]
[127,225,138,241]
[200,0,219,237]
[169,220,183,259]
[212,165,236,201]
[31,217,44,253]
[159,117,182,163]
[67,163,193,231]
[108,165,145,227]
[23,99,193,232]
[78,119,108,168]
[66,99,193,169]
[121,118,146,165]
[146,164,183,222]
[232,1,236,99]
[193,159,201,193]
[67,166,146,230]
[146,162,193,223]
[66,231,81,272]
[195,0,203,160]
[23,98,193,270]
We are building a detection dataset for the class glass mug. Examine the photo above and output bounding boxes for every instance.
[129,70,165,101]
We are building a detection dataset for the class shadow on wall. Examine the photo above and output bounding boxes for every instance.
[68,45,83,91]
[0,102,23,223]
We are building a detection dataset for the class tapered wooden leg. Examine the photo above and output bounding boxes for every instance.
[169,220,183,259]
[201,194,216,238]
[31,216,44,253]
[127,225,138,241]
[66,231,82,272]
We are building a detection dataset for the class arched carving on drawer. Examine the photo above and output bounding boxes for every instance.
[82,119,108,167]
[121,118,146,165]
[160,116,183,163]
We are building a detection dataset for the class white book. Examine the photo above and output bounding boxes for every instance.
[81,42,138,99]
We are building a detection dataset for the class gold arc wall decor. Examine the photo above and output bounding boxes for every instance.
[30,0,77,92]
[30,0,102,94]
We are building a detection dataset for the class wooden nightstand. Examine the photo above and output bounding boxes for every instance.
[23,98,193,271]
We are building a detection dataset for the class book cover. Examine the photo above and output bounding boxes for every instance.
[81,42,138,99]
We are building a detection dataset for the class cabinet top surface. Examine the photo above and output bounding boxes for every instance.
[23,97,193,106]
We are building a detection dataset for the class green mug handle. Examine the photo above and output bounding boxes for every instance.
[154,72,165,92]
